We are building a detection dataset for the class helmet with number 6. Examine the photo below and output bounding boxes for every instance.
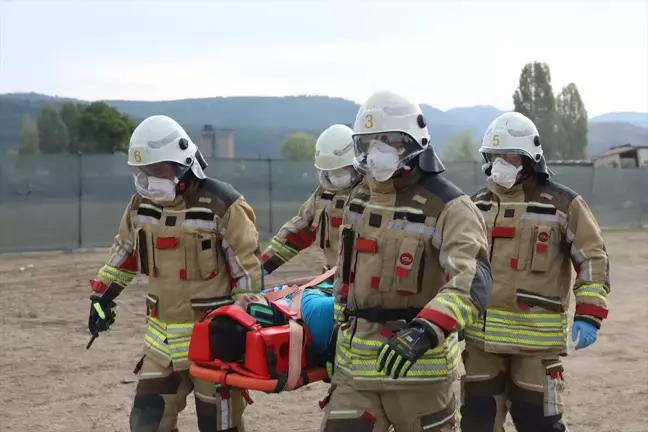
[128,115,208,200]
[314,124,360,191]
[480,112,550,177]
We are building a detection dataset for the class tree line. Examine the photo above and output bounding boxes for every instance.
[445,61,588,162]
[18,61,588,162]
[285,61,590,163]
[18,101,138,155]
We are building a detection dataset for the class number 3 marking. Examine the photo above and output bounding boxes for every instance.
[364,114,374,129]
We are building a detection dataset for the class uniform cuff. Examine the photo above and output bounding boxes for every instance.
[416,308,457,336]
[575,304,608,319]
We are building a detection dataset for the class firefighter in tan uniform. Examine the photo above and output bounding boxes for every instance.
[460,112,611,432]
[321,90,493,432]
[86,115,263,432]
[262,124,362,279]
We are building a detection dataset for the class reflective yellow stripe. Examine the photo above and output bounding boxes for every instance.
[98,264,136,287]
[465,308,568,349]
[145,318,194,361]
[435,293,474,327]
[93,303,105,319]
[333,303,346,324]
[335,327,459,379]
[574,284,608,303]
[270,238,298,262]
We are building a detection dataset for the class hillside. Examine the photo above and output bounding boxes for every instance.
[1,92,647,159]
[590,112,648,129]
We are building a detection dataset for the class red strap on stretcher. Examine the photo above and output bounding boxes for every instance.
[264,267,336,303]
[263,267,336,391]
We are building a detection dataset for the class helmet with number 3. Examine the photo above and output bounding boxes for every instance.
[480,112,550,177]
[352,90,434,180]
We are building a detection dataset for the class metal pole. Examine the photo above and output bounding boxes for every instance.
[268,158,273,234]
[77,151,83,249]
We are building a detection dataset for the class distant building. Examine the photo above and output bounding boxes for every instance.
[200,125,235,159]
[200,124,216,158]
[217,129,235,159]
[594,144,648,168]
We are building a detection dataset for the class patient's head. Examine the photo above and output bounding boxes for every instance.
[234,293,269,310]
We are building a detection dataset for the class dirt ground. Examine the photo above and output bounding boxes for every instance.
[0,229,646,432]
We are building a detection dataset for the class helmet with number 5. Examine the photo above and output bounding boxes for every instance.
[352,90,444,181]
[128,115,208,201]
[480,112,550,177]
[314,124,361,191]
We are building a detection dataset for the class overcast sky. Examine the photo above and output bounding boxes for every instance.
[0,0,646,116]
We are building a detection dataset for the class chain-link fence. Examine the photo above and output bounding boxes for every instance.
[1,154,646,252]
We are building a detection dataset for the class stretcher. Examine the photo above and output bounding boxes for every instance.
[188,268,336,393]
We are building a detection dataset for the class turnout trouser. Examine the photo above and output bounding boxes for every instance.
[460,343,569,432]
[129,356,246,432]
[320,378,458,432]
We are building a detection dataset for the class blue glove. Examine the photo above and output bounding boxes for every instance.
[571,321,598,350]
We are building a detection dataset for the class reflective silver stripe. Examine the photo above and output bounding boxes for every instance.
[516,292,563,307]
[108,232,135,267]
[164,206,213,213]
[183,219,217,230]
[133,215,160,225]
[219,228,252,290]
[520,213,565,224]
[387,220,435,236]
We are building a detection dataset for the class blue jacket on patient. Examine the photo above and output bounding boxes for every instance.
[262,282,335,356]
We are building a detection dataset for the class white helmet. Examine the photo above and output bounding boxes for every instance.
[314,124,359,191]
[314,124,354,171]
[128,115,207,200]
[480,112,549,176]
[352,90,430,181]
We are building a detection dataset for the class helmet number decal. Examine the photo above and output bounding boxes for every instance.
[133,150,142,162]
[492,135,500,147]
[364,114,374,129]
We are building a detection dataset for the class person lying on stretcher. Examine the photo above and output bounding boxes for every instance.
[238,281,335,359]
[252,281,335,357]
[199,280,336,372]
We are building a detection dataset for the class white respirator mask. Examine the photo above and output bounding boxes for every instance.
[327,169,353,189]
[146,177,177,202]
[366,140,403,182]
[490,157,522,189]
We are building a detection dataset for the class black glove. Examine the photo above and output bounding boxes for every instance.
[88,295,116,335]
[376,319,438,379]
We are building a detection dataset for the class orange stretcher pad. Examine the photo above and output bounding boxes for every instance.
[187,269,335,393]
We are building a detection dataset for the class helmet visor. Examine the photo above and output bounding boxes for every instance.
[353,132,424,174]
[481,148,528,166]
